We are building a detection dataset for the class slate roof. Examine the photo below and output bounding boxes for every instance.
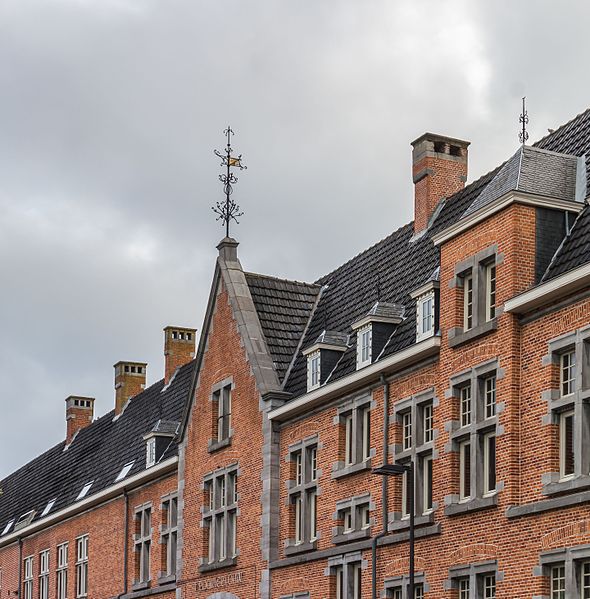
[245,273,320,382]
[463,146,580,217]
[0,360,194,540]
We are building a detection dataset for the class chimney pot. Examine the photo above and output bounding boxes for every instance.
[114,361,147,415]
[164,326,197,384]
[411,133,470,235]
[65,395,95,444]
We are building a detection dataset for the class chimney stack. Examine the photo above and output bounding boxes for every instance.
[164,326,197,384]
[411,133,470,235]
[114,361,147,415]
[65,396,95,445]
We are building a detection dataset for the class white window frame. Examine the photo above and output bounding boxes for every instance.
[215,384,232,442]
[76,481,93,501]
[458,578,469,599]
[485,263,496,322]
[460,386,472,427]
[483,573,496,598]
[56,543,68,599]
[134,506,151,583]
[559,410,575,480]
[39,549,50,599]
[146,438,156,468]
[75,535,88,599]
[359,503,370,529]
[463,273,474,330]
[483,432,496,496]
[416,292,435,342]
[551,564,565,599]
[23,556,34,599]
[582,561,590,598]
[560,350,576,397]
[204,467,238,563]
[307,351,321,391]
[344,413,354,465]
[402,411,412,450]
[357,325,372,368]
[161,495,178,577]
[484,376,496,419]
[423,403,433,443]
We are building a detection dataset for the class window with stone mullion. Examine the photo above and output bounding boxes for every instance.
[288,443,318,548]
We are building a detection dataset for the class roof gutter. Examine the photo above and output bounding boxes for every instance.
[432,191,584,246]
[504,261,590,314]
[0,456,178,550]
[268,336,440,422]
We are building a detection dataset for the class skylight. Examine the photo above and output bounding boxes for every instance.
[1,519,14,536]
[115,461,135,482]
[41,498,57,517]
[14,510,36,531]
[76,481,94,501]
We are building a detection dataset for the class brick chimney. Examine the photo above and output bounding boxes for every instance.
[411,133,470,235]
[65,396,95,445]
[164,326,196,384]
[114,361,147,415]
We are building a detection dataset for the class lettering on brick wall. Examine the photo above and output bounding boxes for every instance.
[196,570,245,591]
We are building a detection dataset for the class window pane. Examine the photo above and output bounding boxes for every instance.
[484,434,496,494]
[464,275,473,330]
[483,574,496,599]
[403,412,412,450]
[423,403,433,443]
[551,565,565,599]
[560,411,575,478]
[345,414,354,465]
[460,386,472,427]
[309,490,317,540]
[485,376,496,419]
[486,263,496,321]
[583,561,590,599]
[459,578,470,599]
[362,407,371,461]
[460,441,471,499]
[561,351,576,396]
[423,455,433,512]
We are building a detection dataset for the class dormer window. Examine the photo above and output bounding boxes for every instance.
[143,419,178,466]
[302,331,348,391]
[416,292,435,341]
[357,325,372,368]
[308,351,321,390]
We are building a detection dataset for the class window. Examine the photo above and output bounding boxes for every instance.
[75,536,88,599]
[56,543,68,599]
[357,325,372,368]
[582,562,590,598]
[41,499,56,518]
[334,496,371,542]
[485,263,496,321]
[308,352,321,390]
[76,482,93,501]
[459,578,469,599]
[339,402,371,470]
[134,505,152,583]
[422,454,433,512]
[559,410,575,479]
[463,273,473,330]
[483,433,496,495]
[146,438,156,468]
[23,556,33,599]
[402,412,412,450]
[484,376,496,419]
[561,351,576,397]
[551,565,565,599]
[287,442,318,552]
[423,403,433,443]
[213,383,232,443]
[449,567,496,599]
[39,550,49,599]
[161,495,178,578]
[115,461,134,482]
[483,574,496,598]
[1,519,14,536]
[460,386,472,427]
[334,562,361,599]
[203,466,238,565]
[385,579,426,598]
[459,440,471,500]
[416,292,435,341]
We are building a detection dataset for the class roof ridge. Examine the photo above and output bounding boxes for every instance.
[244,271,319,288]
[533,106,590,148]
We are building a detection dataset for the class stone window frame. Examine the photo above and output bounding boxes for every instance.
[325,551,366,599]
[285,435,321,556]
[331,493,373,545]
[133,502,153,589]
[445,560,502,598]
[541,325,590,496]
[448,245,503,348]
[536,543,590,598]
[158,492,178,584]
[444,359,505,516]
[383,571,428,598]
[200,463,239,572]
[208,377,234,453]
[332,394,375,480]
[390,388,439,529]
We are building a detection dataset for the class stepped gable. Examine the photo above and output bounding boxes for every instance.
[245,272,320,382]
[0,359,194,538]
[542,204,590,281]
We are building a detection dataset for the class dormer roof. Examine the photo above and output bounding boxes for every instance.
[302,330,348,356]
[351,302,405,330]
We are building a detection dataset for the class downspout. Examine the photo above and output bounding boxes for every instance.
[372,374,390,599]
[17,537,23,599]
[119,490,129,598]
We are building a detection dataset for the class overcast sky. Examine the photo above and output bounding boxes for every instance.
[1,0,589,478]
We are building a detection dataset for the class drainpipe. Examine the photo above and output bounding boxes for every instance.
[372,374,390,599]
[119,490,129,598]
[17,537,23,599]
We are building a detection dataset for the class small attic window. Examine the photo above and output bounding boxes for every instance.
[416,292,435,342]
[76,481,94,501]
[146,437,157,468]
[307,351,321,391]
[14,510,36,531]
[1,519,14,536]
[433,141,446,153]
[449,144,461,157]
[41,498,57,518]
[356,325,372,369]
[115,461,135,482]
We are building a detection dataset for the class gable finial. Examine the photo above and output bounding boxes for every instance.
[519,97,529,145]
[212,126,247,238]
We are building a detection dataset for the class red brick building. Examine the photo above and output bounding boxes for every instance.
[2,108,590,599]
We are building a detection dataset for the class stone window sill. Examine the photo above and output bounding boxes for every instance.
[121,582,176,599]
[198,556,237,573]
[444,493,497,516]
[543,474,590,496]
[448,318,498,348]
[284,540,317,556]
[208,437,232,453]
[332,528,371,545]
[332,459,372,480]
[389,512,434,531]
[157,574,176,586]
[131,581,150,592]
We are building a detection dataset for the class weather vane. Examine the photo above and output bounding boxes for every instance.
[519,96,529,145]
[212,126,247,238]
